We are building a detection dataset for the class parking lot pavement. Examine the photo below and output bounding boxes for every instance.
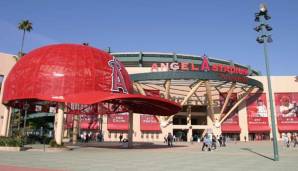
[0,141,298,171]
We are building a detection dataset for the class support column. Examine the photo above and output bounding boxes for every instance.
[128,110,134,148]
[0,106,10,137]
[205,81,214,122]
[219,87,254,125]
[6,107,12,136]
[186,106,192,142]
[134,82,146,95]
[72,115,79,144]
[164,80,171,100]
[55,103,64,145]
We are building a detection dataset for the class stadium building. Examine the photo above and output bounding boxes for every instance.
[1,50,298,142]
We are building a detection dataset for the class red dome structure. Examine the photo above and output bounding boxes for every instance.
[2,44,181,115]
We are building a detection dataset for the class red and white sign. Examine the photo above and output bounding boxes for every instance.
[246,93,270,132]
[220,93,241,133]
[140,115,161,131]
[65,114,73,129]
[274,93,298,132]
[107,113,129,131]
[151,56,249,76]
[80,115,99,130]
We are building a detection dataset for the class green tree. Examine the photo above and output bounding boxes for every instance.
[18,20,33,57]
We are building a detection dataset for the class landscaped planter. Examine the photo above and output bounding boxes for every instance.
[0,146,25,151]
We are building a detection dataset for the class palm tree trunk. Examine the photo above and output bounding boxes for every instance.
[20,30,26,57]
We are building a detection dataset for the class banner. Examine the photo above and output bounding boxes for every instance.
[140,114,161,131]
[80,115,99,130]
[274,93,298,132]
[64,114,73,129]
[220,93,241,133]
[107,113,129,131]
[246,93,270,132]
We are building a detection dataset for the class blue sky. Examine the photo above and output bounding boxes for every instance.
[0,0,297,75]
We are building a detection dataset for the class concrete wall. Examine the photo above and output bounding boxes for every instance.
[0,53,16,136]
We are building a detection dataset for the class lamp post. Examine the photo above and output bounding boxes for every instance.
[23,102,30,143]
[254,3,279,161]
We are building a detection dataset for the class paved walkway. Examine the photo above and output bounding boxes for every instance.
[0,141,297,171]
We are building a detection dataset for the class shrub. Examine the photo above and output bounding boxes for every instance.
[0,136,23,147]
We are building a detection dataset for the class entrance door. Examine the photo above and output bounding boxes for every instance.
[192,129,204,141]
[173,129,188,142]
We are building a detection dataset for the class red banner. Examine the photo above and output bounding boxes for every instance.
[144,89,160,97]
[274,93,298,132]
[107,113,129,131]
[80,115,99,130]
[246,93,270,132]
[140,115,161,131]
[220,93,241,133]
[64,114,73,129]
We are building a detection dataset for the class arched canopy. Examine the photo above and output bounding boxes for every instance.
[2,44,181,115]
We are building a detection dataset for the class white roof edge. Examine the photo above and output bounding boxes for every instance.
[0,52,16,57]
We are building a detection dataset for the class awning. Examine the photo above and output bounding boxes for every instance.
[140,115,161,131]
[221,124,241,133]
[107,113,128,131]
[278,125,298,132]
[248,125,271,133]
[64,91,181,116]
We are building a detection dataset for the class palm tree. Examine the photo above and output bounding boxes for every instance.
[18,20,33,57]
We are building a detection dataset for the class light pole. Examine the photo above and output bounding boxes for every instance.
[23,102,30,143]
[254,3,279,161]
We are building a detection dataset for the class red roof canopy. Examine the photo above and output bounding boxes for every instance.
[248,125,270,133]
[3,44,181,115]
[221,124,241,133]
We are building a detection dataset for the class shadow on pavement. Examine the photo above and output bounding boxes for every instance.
[241,148,274,161]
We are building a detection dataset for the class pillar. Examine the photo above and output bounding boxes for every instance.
[0,106,11,137]
[187,106,192,142]
[128,110,134,148]
[55,103,64,145]
[239,101,249,141]
[72,115,79,144]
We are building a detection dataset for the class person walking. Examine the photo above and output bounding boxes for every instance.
[167,133,173,147]
[119,133,123,143]
[294,134,298,148]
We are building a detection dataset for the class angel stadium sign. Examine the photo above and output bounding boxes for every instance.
[151,56,249,76]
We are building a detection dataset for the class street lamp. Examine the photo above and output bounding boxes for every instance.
[23,102,30,143]
[254,3,279,161]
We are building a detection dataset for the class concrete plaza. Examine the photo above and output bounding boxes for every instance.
[0,141,297,171]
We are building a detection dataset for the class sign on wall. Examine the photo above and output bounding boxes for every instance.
[107,113,129,131]
[274,93,298,132]
[140,115,161,131]
[80,115,99,130]
[246,93,270,132]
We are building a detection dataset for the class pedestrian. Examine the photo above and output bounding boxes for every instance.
[119,133,123,142]
[218,135,223,147]
[294,134,298,148]
[167,133,173,147]
[222,135,226,147]
[244,136,247,142]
